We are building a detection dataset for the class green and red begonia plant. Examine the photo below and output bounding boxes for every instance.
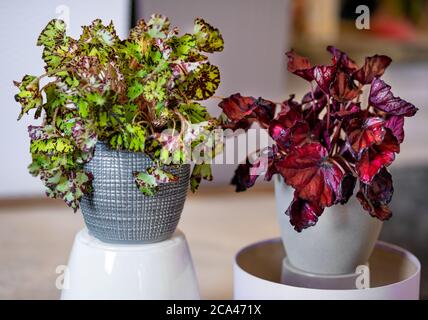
[15,14,224,211]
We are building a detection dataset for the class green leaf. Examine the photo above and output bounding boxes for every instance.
[86,92,106,106]
[178,102,210,123]
[37,19,67,47]
[190,164,213,192]
[193,18,224,53]
[128,81,144,101]
[133,166,178,196]
[109,124,146,152]
[37,19,77,72]
[169,34,196,59]
[146,14,171,39]
[79,19,119,47]
[182,63,220,100]
[77,100,89,118]
[14,75,43,120]
[133,171,158,196]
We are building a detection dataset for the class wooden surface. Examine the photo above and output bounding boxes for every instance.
[0,187,278,299]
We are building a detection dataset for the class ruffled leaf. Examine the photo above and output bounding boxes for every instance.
[37,19,67,47]
[347,117,386,159]
[369,78,418,116]
[356,131,399,183]
[327,46,359,73]
[193,18,224,53]
[190,164,213,192]
[332,102,361,119]
[218,93,257,122]
[384,115,405,143]
[277,143,344,207]
[146,14,171,39]
[330,71,360,102]
[354,55,392,85]
[356,168,393,220]
[286,194,324,232]
[183,63,220,100]
[286,50,314,81]
[313,65,336,94]
[134,166,178,196]
[28,125,57,141]
[14,75,43,120]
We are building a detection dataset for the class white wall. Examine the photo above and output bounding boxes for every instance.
[0,0,130,197]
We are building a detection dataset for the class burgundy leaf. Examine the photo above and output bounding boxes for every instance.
[369,78,418,117]
[347,117,386,159]
[218,93,257,122]
[269,121,292,151]
[231,160,260,192]
[277,143,344,207]
[221,117,255,131]
[384,115,404,143]
[330,71,361,102]
[230,149,275,191]
[286,50,314,81]
[332,102,361,119]
[327,46,359,73]
[301,87,328,116]
[356,168,393,220]
[286,193,324,232]
[354,55,392,85]
[313,65,336,94]
[253,97,276,128]
[269,101,303,150]
[336,172,357,205]
[356,131,399,183]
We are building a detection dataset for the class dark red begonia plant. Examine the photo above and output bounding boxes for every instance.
[219,46,418,232]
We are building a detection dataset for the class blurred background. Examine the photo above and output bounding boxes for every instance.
[0,0,427,299]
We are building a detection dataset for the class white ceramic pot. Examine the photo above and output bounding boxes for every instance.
[274,176,383,275]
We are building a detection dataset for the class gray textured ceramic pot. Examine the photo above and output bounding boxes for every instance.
[274,175,382,275]
[80,142,190,243]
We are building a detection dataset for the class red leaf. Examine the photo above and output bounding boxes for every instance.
[231,160,260,192]
[330,71,361,102]
[277,143,344,207]
[369,78,418,117]
[347,117,386,159]
[354,55,392,85]
[269,101,303,150]
[384,115,405,143]
[356,131,399,183]
[286,50,314,81]
[231,147,277,191]
[332,102,361,119]
[336,173,357,205]
[286,193,324,232]
[313,65,336,94]
[356,168,393,220]
[327,46,359,73]
[253,97,276,128]
[218,93,257,122]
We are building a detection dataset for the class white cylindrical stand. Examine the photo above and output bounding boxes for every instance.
[234,239,421,300]
[61,228,200,300]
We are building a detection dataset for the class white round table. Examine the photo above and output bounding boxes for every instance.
[61,228,200,300]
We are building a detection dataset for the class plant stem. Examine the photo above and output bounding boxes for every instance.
[326,95,331,130]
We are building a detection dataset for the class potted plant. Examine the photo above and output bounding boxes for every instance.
[15,14,224,243]
[219,46,418,274]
